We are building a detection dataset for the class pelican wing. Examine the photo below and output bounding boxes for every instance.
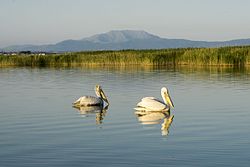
[141,97,164,103]
[73,96,102,107]
[136,97,167,111]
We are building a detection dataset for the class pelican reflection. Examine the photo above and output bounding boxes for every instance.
[135,110,174,136]
[73,105,108,125]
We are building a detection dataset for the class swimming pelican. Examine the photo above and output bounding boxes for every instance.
[73,85,109,107]
[134,87,174,112]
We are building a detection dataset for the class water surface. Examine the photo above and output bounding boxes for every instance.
[0,66,250,167]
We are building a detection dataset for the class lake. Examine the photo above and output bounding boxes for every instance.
[0,66,250,167]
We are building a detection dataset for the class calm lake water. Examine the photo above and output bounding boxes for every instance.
[0,66,250,167]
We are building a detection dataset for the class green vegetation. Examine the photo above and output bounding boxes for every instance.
[1,46,250,67]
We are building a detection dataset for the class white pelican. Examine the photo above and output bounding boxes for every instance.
[134,87,174,112]
[73,85,109,107]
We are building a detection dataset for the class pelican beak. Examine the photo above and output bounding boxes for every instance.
[100,88,109,105]
[165,93,174,108]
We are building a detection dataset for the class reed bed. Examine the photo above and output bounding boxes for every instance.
[1,46,250,67]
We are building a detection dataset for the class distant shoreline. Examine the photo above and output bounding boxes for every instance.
[1,46,250,67]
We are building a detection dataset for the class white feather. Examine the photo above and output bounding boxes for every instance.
[137,98,167,111]
[134,87,173,112]
[73,96,102,106]
[73,85,108,107]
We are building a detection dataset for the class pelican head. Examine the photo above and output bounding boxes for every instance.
[161,87,174,108]
[95,85,109,105]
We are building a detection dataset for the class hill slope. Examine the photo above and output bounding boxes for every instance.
[2,30,250,52]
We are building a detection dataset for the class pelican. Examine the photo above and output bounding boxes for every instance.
[73,85,109,107]
[134,87,174,112]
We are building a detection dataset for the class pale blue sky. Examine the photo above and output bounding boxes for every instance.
[0,0,250,47]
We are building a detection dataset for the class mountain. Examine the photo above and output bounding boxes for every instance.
[2,30,250,52]
[84,30,159,43]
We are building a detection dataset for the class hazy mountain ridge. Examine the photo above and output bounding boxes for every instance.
[84,30,159,43]
[2,30,250,52]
